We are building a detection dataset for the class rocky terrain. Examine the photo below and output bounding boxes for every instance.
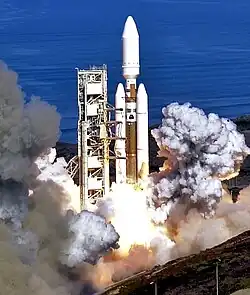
[97,230,250,295]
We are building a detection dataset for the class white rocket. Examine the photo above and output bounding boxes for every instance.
[137,83,149,180]
[115,83,126,184]
[115,16,149,184]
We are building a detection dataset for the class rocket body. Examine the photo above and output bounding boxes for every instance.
[115,16,149,184]
[122,16,140,183]
[125,84,137,183]
[115,84,126,184]
[137,83,149,179]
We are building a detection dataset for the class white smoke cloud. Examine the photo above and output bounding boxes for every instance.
[86,103,250,291]
[35,148,87,213]
[0,62,60,182]
[149,102,250,223]
[60,210,119,267]
[0,62,120,295]
[1,60,250,294]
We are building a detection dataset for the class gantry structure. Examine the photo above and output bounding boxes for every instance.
[67,65,119,210]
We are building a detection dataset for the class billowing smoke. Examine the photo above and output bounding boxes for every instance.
[89,186,250,291]
[149,102,250,223]
[60,210,119,267]
[163,186,250,263]
[87,102,250,291]
[2,59,250,294]
[0,61,119,294]
[0,62,60,182]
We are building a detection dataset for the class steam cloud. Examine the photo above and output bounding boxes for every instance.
[60,210,119,267]
[149,102,250,223]
[87,101,250,292]
[0,61,119,294]
[0,62,60,182]
[79,102,250,290]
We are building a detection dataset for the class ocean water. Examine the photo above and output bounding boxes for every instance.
[1,0,250,143]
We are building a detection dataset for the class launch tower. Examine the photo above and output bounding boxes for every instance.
[67,64,127,210]
[76,66,111,209]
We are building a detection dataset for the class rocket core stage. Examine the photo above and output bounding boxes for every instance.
[115,16,149,184]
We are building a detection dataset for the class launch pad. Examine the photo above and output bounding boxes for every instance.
[67,16,149,209]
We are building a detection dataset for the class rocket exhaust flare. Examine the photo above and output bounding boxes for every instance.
[137,83,149,179]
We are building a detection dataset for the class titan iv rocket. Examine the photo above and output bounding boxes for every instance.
[115,16,149,184]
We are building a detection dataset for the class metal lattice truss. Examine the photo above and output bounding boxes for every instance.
[66,65,125,210]
[75,66,111,209]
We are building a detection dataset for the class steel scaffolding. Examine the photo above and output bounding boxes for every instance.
[76,65,110,209]
[66,65,122,210]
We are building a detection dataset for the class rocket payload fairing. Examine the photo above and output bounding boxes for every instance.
[115,16,149,184]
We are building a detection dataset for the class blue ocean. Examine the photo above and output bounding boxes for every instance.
[1,0,250,143]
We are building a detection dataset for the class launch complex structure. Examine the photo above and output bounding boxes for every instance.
[67,16,149,210]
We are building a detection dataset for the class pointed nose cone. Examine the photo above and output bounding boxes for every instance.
[115,84,125,115]
[137,83,148,98]
[137,83,148,113]
[115,83,125,96]
[122,16,139,38]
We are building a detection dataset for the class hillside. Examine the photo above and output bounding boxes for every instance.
[97,231,250,295]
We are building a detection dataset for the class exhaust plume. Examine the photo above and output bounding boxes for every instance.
[149,102,250,222]
[60,210,119,267]
[2,61,250,294]
[0,61,119,294]
[88,103,250,291]
[0,62,60,182]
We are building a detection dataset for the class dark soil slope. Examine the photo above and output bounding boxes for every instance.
[98,231,250,295]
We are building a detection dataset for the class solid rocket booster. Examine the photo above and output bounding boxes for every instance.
[137,83,149,179]
[122,16,140,183]
[115,83,126,184]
